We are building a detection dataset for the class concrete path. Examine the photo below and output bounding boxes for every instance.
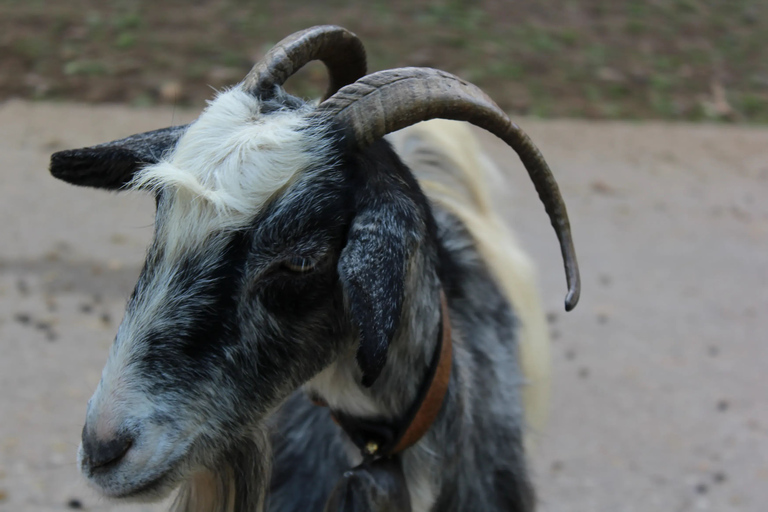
[0,100,766,511]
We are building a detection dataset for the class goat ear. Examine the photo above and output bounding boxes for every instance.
[49,125,187,190]
[338,199,415,388]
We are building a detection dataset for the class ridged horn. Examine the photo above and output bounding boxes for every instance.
[314,67,581,311]
[242,25,367,101]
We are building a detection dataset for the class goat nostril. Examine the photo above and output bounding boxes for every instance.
[82,431,134,470]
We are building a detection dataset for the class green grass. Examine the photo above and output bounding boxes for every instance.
[0,0,766,122]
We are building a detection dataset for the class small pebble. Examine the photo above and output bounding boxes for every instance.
[14,313,31,325]
[79,303,94,314]
[590,180,616,195]
[695,482,709,494]
[565,349,576,361]
[578,367,590,379]
[717,399,730,412]
[713,471,727,484]
[546,312,558,324]
[67,498,83,509]
[16,279,29,295]
[159,81,183,103]
[100,312,112,325]
[110,233,128,245]
[34,320,51,332]
[598,274,612,286]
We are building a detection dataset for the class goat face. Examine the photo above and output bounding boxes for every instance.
[51,25,580,505]
[52,88,424,500]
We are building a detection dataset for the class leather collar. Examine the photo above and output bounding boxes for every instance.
[315,289,453,460]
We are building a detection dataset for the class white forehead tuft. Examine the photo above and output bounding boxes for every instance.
[130,88,333,251]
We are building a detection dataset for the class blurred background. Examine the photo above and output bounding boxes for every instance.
[1,0,767,121]
[0,1,766,512]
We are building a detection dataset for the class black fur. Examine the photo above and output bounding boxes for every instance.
[49,125,188,189]
[266,393,351,511]
[338,142,425,387]
[60,87,535,511]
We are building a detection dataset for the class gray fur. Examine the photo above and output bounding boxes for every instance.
[279,207,534,512]
[55,87,537,511]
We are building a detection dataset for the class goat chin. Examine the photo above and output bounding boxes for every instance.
[172,432,271,512]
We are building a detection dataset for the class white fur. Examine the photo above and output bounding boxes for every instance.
[82,100,548,510]
[402,445,439,512]
[130,88,334,257]
[390,120,552,442]
[307,357,383,418]
[81,88,338,502]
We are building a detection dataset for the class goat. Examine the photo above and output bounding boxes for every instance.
[49,26,580,512]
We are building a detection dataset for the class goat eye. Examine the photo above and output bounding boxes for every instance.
[281,256,316,273]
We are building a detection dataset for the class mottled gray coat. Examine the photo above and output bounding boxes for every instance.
[51,87,544,512]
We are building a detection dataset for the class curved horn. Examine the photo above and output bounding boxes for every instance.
[314,67,580,311]
[242,25,367,101]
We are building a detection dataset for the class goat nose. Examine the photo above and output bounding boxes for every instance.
[81,427,134,470]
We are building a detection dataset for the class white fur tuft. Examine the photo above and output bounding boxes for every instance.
[131,88,334,255]
[390,120,552,444]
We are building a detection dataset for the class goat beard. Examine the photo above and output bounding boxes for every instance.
[171,430,272,512]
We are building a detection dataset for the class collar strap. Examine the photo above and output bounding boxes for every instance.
[317,289,453,459]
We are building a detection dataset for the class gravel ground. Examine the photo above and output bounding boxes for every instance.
[0,100,766,511]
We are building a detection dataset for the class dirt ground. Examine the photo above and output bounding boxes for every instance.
[0,100,766,511]
[2,0,767,122]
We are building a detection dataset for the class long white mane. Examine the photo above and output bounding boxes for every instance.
[389,120,551,440]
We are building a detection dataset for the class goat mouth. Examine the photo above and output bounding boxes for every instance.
[111,470,172,499]
[97,466,179,501]
[84,452,186,501]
